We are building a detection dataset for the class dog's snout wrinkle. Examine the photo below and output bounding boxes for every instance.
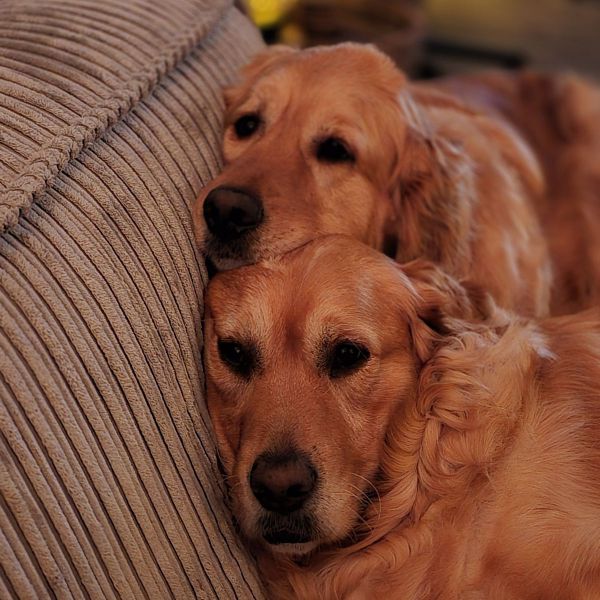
[203,186,263,241]
[250,451,317,515]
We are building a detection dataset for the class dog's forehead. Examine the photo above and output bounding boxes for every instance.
[252,46,406,107]
[292,45,404,87]
[207,263,282,327]
[287,241,413,332]
[207,238,416,344]
[209,259,370,322]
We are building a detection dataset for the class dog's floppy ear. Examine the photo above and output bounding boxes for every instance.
[223,45,297,109]
[386,89,475,272]
[401,260,492,363]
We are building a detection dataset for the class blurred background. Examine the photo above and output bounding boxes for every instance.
[234,0,600,79]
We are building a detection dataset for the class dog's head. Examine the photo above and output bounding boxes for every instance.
[195,43,450,271]
[204,235,484,556]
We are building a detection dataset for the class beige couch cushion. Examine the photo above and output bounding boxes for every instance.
[0,0,265,597]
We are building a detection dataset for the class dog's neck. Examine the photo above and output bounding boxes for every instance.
[259,320,548,599]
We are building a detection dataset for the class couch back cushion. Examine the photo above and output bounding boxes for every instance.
[0,1,265,597]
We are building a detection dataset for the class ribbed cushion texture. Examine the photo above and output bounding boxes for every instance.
[0,1,265,598]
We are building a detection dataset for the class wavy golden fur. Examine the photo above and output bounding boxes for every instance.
[204,236,600,600]
[431,69,600,315]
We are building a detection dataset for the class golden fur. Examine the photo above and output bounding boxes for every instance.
[195,43,600,316]
[431,69,600,315]
[204,235,600,600]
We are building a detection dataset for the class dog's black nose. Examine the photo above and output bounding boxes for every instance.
[250,451,317,515]
[203,187,263,241]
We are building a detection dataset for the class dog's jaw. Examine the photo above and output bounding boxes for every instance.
[267,539,320,557]
[201,232,256,271]
[207,254,252,271]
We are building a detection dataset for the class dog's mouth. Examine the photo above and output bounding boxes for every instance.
[203,234,257,272]
[263,528,312,545]
[259,512,317,552]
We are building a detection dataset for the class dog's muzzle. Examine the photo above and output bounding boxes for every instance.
[250,449,318,546]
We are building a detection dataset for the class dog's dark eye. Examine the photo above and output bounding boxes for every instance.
[316,137,355,163]
[218,339,255,378]
[328,341,370,378]
[234,114,261,139]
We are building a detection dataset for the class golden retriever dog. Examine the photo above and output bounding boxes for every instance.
[204,235,600,600]
[194,43,600,315]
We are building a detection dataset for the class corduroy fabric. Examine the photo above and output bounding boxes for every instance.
[0,1,266,598]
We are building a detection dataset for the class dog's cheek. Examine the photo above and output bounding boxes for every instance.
[229,471,261,540]
[222,136,249,163]
[318,177,381,241]
[317,470,374,544]
[206,386,242,474]
[215,413,262,538]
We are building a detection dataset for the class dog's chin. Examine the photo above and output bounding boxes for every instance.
[205,253,250,274]
[202,231,314,272]
[202,234,257,272]
[204,249,254,271]
[266,539,320,557]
